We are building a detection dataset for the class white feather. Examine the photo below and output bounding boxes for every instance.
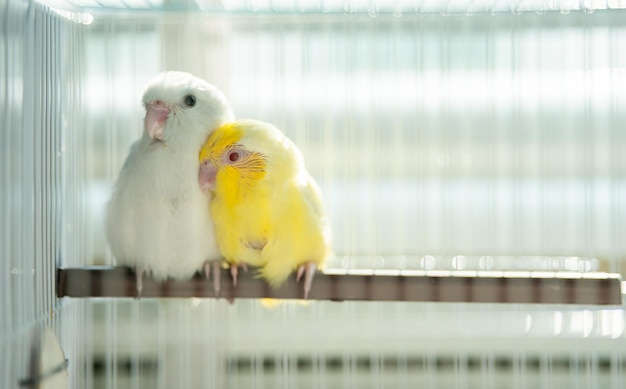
[105,71,234,280]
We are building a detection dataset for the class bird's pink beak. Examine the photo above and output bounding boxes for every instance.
[144,100,170,141]
[199,160,218,192]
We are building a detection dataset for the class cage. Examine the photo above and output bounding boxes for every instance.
[2,0,626,387]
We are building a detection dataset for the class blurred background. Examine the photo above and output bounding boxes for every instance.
[2,0,626,387]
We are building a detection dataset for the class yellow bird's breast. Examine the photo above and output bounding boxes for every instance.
[210,174,273,267]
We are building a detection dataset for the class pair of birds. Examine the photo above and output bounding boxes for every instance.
[105,71,331,299]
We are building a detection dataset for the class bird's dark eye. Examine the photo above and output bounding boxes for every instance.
[228,150,240,162]
[183,94,196,107]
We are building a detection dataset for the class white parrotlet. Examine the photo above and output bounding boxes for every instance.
[106,71,234,295]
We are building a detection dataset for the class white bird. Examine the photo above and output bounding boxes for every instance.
[105,71,234,295]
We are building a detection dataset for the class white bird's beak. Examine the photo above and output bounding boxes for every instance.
[144,100,170,141]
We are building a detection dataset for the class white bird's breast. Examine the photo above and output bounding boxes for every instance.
[106,139,219,281]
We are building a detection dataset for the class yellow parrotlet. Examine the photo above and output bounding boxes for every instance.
[198,119,331,298]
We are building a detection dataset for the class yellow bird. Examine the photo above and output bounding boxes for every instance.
[198,119,331,298]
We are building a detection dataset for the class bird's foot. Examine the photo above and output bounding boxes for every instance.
[135,267,151,298]
[296,262,317,299]
[230,263,248,287]
[203,260,222,296]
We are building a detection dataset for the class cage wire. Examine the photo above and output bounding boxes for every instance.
[2,0,626,388]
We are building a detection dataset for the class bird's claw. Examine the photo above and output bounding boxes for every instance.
[203,260,222,296]
[230,263,248,287]
[296,263,317,299]
[135,267,151,298]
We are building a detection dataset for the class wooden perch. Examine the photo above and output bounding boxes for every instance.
[56,266,622,305]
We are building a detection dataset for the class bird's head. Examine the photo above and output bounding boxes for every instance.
[141,71,234,147]
[198,119,301,196]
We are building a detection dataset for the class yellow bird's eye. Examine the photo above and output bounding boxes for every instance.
[227,150,240,163]
[222,146,255,167]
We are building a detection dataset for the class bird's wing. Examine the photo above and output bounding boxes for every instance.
[298,171,326,221]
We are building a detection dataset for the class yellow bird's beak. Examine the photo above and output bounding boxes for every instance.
[198,160,218,192]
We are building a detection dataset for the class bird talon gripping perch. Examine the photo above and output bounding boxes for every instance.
[203,260,222,296]
[296,263,317,299]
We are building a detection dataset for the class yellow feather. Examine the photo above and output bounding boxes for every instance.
[199,119,331,287]
[199,122,243,162]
